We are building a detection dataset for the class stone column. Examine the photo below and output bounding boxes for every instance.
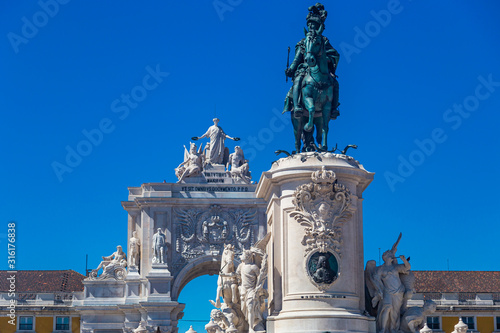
[256,153,375,333]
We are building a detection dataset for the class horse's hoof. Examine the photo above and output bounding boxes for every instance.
[304,124,313,132]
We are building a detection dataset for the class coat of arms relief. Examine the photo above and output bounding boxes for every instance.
[290,166,354,257]
[173,204,258,272]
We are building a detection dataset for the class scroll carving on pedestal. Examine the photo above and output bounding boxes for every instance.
[290,166,354,290]
[290,166,353,256]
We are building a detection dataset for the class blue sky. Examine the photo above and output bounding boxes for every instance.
[1,1,500,332]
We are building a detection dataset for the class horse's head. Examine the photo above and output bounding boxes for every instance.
[304,24,325,68]
[222,244,235,263]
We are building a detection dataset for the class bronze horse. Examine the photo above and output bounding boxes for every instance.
[292,25,336,152]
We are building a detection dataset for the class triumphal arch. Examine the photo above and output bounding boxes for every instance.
[76,120,268,333]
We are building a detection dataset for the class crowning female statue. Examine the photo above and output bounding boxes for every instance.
[193,118,240,165]
[283,3,340,153]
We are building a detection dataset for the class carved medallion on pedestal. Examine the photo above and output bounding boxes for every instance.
[305,250,339,291]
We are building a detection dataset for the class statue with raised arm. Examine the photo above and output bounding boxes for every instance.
[90,245,128,280]
[129,231,141,267]
[152,228,167,264]
[192,118,240,165]
[365,233,411,333]
[175,142,204,183]
[227,146,251,184]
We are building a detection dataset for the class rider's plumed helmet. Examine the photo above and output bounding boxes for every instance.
[306,3,327,26]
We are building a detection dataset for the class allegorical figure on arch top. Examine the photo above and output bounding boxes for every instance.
[175,142,204,183]
[283,3,341,153]
[193,118,240,166]
[227,146,252,184]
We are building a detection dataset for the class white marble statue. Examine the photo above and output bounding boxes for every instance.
[176,142,204,182]
[227,146,251,184]
[209,308,241,333]
[214,244,239,308]
[400,300,437,333]
[152,228,167,264]
[365,233,411,333]
[91,245,128,280]
[129,231,141,267]
[207,234,270,333]
[236,234,270,333]
[193,118,239,165]
[209,244,246,333]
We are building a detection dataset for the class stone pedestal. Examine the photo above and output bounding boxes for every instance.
[256,153,375,333]
[83,279,126,304]
[125,267,144,303]
[147,264,173,302]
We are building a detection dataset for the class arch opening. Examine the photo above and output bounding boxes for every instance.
[175,258,221,333]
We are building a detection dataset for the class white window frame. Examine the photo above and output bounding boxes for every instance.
[17,315,35,332]
[461,316,476,331]
[54,316,72,332]
[495,316,500,332]
[427,316,441,330]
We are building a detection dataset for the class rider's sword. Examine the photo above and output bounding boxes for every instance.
[286,46,290,83]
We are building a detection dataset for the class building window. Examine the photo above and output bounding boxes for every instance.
[427,316,440,330]
[496,317,500,330]
[462,317,475,330]
[19,316,33,330]
[56,316,70,330]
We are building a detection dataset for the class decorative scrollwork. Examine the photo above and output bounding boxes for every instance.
[115,267,126,280]
[290,166,354,257]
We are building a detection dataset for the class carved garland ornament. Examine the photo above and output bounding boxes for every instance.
[290,166,354,256]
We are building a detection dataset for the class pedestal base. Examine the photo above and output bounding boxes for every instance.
[267,311,375,333]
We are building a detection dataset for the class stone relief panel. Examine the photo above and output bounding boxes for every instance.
[290,166,355,258]
[172,204,258,273]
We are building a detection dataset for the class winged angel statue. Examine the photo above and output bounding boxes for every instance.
[365,233,416,333]
[175,142,204,183]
